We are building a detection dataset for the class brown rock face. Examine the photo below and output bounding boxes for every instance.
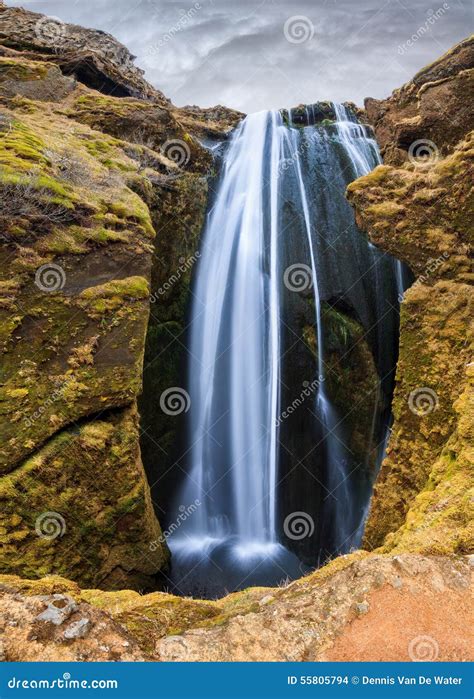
[175,105,244,141]
[1,554,472,662]
[348,39,474,553]
[0,6,240,590]
[364,35,474,165]
[0,5,165,101]
[0,583,147,661]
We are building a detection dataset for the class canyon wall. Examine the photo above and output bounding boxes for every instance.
[348,35,473,553]
[0,5,241,589]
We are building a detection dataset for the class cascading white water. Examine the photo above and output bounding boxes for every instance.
[279,115,352,553]
[166,103,406,597]
[331,103,411,550]
[180,111,281,542]
[167,111,303,597]
[333,103,407,302]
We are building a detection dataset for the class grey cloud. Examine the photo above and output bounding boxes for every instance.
[6,0,472,112]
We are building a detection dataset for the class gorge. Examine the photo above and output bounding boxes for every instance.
[0,5,472,662]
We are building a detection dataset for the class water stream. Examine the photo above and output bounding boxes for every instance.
[164,104,407,598]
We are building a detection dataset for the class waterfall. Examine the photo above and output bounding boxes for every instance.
[179,111,281,542]
[166,112,303,597]
[165,104,406,598]
[333,103,409,304]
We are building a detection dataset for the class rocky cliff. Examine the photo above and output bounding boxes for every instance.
[1,554,472,661]
[347,35,473,553]
[0,4,241,590]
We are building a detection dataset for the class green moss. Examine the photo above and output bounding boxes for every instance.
[347,165,392,192]
[83,138,115,157]
[0,58,49,82]
[106,198,155,238]
[0,119,47,166]
[380,368,474,556]
[366,200,404,217]
[0,408,168,589]
[5,387,29,399]
[79,276,149,301]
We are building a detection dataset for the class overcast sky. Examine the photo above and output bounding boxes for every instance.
[7,0,472,112]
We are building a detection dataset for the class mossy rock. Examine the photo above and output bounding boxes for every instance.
[0,406,169,590]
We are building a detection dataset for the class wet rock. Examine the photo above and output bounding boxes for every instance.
[64,618,92,639]
[36,595,77,626]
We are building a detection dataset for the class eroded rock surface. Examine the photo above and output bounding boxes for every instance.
[0,6,240,589]
[348,39,473,552]
[0,5,472,662]
[364,35,474,164]
[1,554,471,661]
